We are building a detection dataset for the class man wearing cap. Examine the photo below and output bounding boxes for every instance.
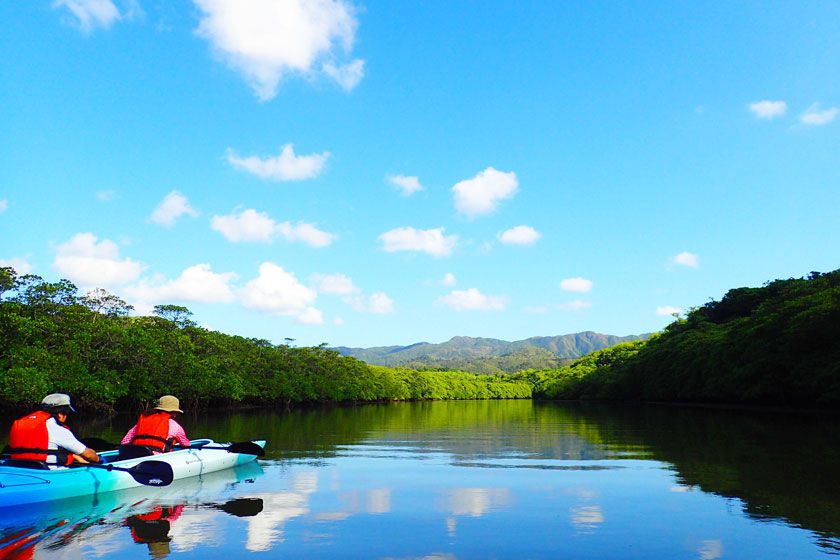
[121,395,190,453]
[7,393,101,468]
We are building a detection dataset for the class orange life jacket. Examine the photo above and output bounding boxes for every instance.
[8,411,73,466]
[131,412,174,452]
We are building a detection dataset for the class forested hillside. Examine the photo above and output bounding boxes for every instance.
[0,267,531,412]
[335,331,647,372]
[518,270,840,406]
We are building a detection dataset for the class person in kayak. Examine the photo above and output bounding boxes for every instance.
[121,395,190,453]
[7,393,101,468]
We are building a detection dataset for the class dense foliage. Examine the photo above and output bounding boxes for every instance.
[521,270,840,406]
[0,268,531,412]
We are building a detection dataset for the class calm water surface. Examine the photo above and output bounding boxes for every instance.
[1,401,839,559]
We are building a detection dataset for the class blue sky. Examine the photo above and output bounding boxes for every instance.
[1,1,839,347]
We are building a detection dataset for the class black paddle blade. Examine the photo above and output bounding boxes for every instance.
[128,460,174,487]
[214,498,264,517]
[225,442,265,456]
[80,437,118,452]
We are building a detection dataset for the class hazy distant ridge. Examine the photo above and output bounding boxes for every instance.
[335,331,648,367]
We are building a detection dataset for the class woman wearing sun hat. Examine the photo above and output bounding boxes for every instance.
[121,395,191,453]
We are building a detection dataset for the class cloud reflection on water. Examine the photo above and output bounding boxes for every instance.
[698,539,724,560]
[442,488,512,517]
[245,471,318,551]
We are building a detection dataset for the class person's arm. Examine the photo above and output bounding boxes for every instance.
[121,425,138,445]
[74,447,101,463]
[169,419,191,447]
[48,421,100,463]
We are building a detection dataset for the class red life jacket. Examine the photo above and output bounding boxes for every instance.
[8,411,73,466]
[131,412,174,452]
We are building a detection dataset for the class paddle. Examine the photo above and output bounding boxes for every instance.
[80,438,265,457]
[82,460,174,487]
[0,452,174,487]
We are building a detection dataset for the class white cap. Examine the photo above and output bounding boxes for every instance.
[42,393,76,412]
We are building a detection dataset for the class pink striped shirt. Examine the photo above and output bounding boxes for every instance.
[121,418,190,448]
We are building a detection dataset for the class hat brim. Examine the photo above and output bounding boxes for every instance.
[155,406,183,413]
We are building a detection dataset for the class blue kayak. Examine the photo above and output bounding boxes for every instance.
[0,438,265,507]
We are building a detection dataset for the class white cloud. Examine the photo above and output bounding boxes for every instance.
[379,227,457,258]
[96,190,117,202]
[560,277,593,293]
[194,0,362,101]
[366,293,394,314]
[276,221,337,248]
[800,103,839,126]
[350,292,394,314]
[212,208,336,247]
[226,145,329,181]
[748,100,787,119]
[387,175,424,196]
[150,190,199,227]
[452,167,518,218]
[437,288,507,311]
[313,273,393,314]
[53,233,144,287]
[656,305,683,316]
[441,272,456,286]
[333,316,344,326]
[672,251,699,268]
[323,59,365,91]
[124,264,237,304]
[212,208,277,242]
[0,199,7,213]
[498,225,540,246]
[559,300,591,311]
[53,0,121,33]
[0,258,32,275]
[240,262,321,324]
[296,306,324,325]
[312,273,358,295]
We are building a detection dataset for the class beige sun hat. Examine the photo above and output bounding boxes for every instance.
[154,395,183,413]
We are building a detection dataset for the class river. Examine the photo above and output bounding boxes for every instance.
[1,401,839,558]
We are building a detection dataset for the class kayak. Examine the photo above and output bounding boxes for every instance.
[0,438,265,508]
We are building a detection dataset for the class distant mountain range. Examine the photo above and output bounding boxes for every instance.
[334,331,650,374]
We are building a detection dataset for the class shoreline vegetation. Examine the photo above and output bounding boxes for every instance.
[1,267,838,413]
[513,268,840,407]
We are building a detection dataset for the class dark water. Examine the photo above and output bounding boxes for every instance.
[2,401,840,559]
